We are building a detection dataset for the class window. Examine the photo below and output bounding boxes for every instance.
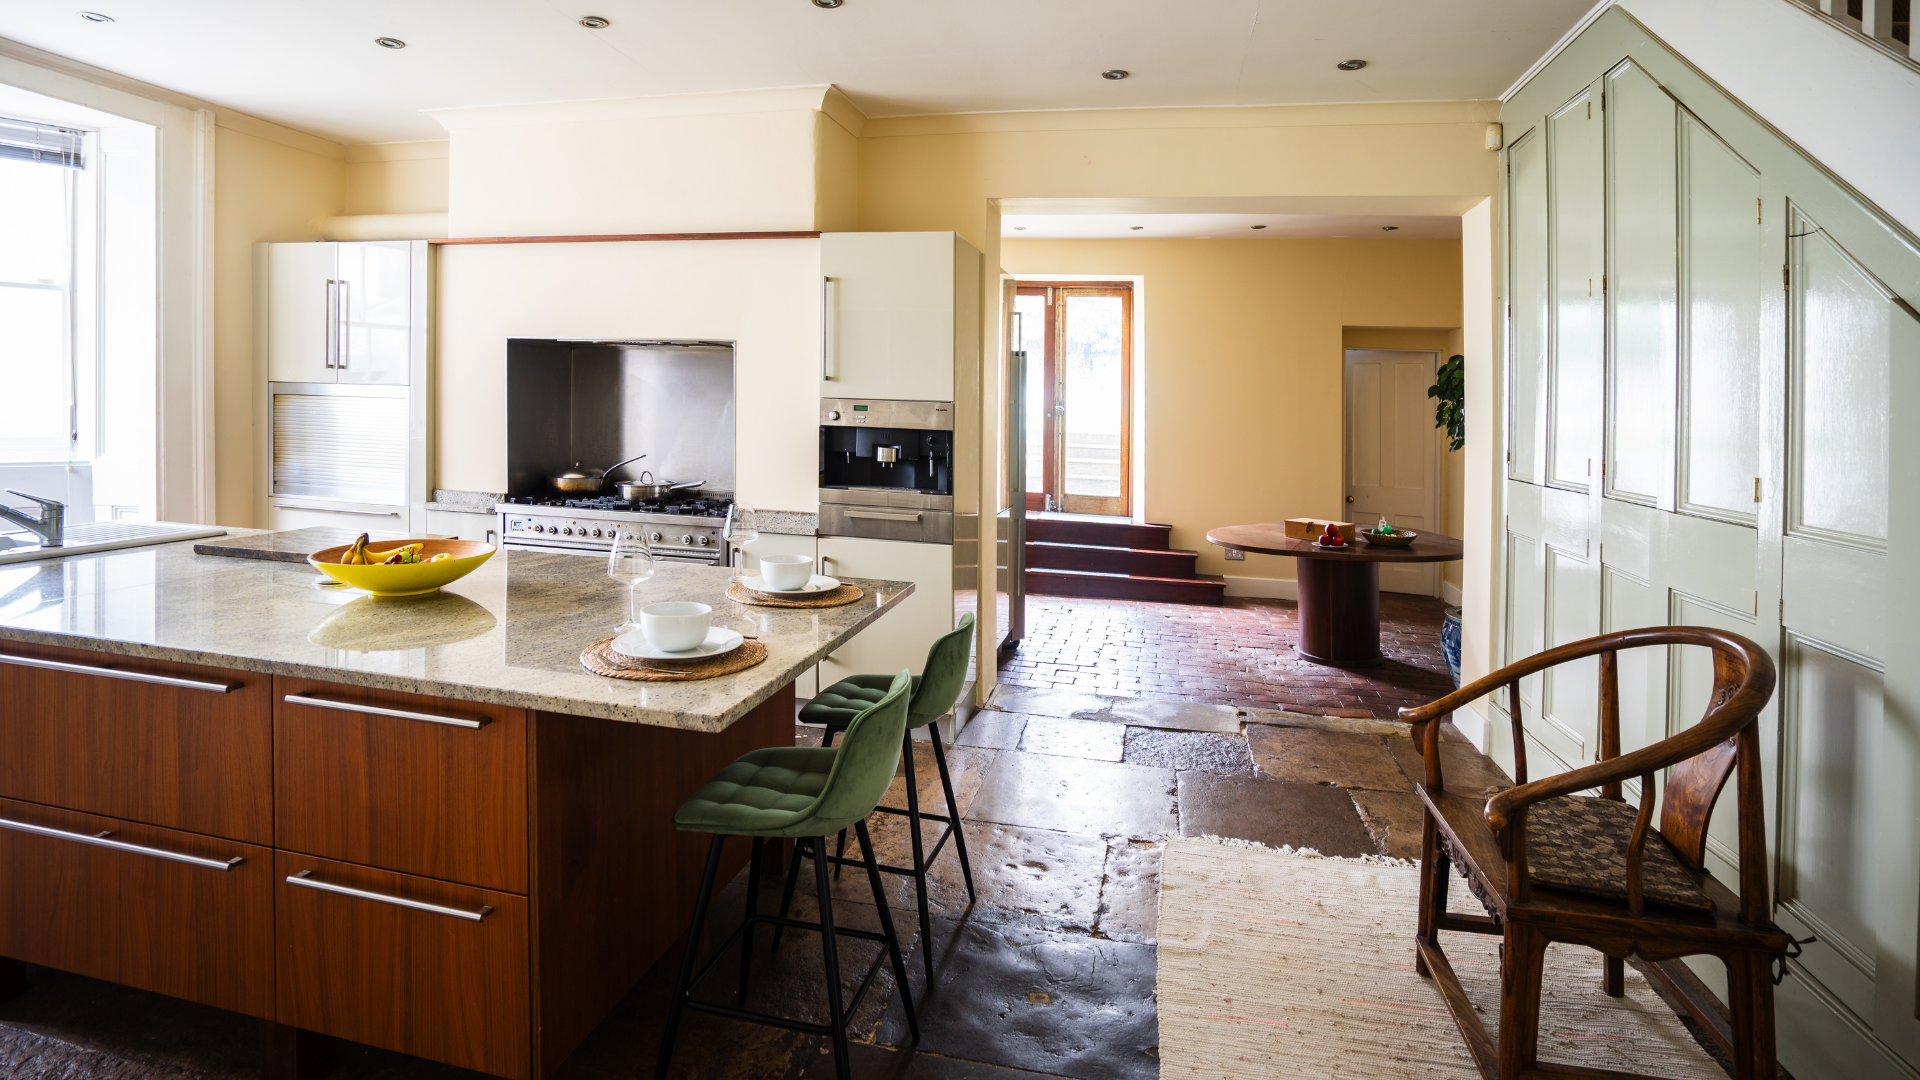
[0,116,92,463]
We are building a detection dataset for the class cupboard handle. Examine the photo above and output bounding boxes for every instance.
[821,276,837,380]
[269,503,402,517]
[325,280,338,369]
[335,279,349,370]
[283,692,487,729]
[0,817,244,871]
[0,652,239,693]
[288,870,492,921]
[845,510,922,522]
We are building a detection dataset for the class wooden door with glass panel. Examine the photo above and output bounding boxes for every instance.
[1011,283,1132,516]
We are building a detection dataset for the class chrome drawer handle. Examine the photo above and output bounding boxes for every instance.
[0,817,244,871]
[0,653,238,694]
[287,870,492,921]
[283,693,487,729]
[844,510,922,522]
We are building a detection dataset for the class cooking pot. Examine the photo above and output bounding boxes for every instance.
[614,470,705,501]
[548,453,646,494]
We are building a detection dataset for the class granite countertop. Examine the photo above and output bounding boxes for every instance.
[0,534,911,732]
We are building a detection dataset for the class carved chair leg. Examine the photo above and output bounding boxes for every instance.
[1414,806,1449,978]
[1602,953,1625,998]
[1725,952,1778,1080]
[1496,923,1549,1077]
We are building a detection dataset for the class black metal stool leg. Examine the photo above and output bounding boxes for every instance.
[771,836,808,951]
[738,836,764,1006]
[823,725,849,880]
[900,728,934,984]
[856,819,920,1041]
[929,725,975,902]
[813,833,852,1080]
[655,834,726,1080]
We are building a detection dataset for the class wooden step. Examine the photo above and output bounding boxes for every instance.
[1025,541,1201,578]
[1026,517,1173,550]
[1025,568,1226,606]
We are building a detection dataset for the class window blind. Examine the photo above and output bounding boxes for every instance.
[0,117,85,169]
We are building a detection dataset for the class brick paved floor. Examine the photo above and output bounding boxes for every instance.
[999,592,1457,718]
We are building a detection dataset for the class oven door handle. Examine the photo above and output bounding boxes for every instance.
[843,509,923,522]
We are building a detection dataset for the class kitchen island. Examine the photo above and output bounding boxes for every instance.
[0,537,915,1080]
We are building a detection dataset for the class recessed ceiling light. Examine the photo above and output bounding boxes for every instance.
[813,0,843,7]
[1129,225,1144,230]
[375,36,406,48]
[1381,225,1399,231]
[78,11,113,21]
[1337,59,1368,71]
[1102,69,1130,80]
[578,15,610,28]
[1251,224,1267,230]
[1011,226,1026,230]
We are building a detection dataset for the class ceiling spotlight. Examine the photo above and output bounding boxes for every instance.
[1381,225,1399,231]
[578,15,610,28]
[375,36,407,48]
[1336,59,1367,71]
[813,0,843,7]
[1102,69,1130,80]
[1251,224,1267,230]
[1012,226,1026,231]
[78,10,113,21]
[1129,225,1144,230]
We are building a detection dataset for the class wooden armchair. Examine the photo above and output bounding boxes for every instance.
[1396,626,1788,1080]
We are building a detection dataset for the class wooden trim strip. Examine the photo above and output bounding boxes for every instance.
[428,231,821,246]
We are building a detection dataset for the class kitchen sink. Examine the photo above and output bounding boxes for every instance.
[0,521,228,565]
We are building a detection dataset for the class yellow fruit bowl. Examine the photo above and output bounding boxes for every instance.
[308,539,495,597]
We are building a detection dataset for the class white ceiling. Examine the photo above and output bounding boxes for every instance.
[0,0,1594,145]
[1003,213,1462,240]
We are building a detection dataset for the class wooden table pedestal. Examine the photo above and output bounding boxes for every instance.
[1295,557,1384,667]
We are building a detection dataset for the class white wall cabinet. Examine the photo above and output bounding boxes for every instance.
[261,241,418,386]
[821,232,978,402]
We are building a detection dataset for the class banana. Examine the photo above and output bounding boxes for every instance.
[340,533,371,565]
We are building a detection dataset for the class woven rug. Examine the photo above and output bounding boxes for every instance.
[1156,838,1724,1079]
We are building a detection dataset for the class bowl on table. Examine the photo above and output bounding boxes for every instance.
[308,538,495,597]
[757,553,815,591]
[1359,529,1418,548]
[640,602,712,652]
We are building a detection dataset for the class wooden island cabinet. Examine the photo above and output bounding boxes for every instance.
[0,639,792,1079]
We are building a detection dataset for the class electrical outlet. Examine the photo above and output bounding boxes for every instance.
[1224,549,1245,561]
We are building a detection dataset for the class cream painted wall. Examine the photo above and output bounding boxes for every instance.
[1001,237,1463,583]
[345,141,448,215]
[211,125,344,527]
[1340,326,1466,592]
[435,239,822,510]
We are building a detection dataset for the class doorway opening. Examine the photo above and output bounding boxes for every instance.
[1012,282,1133,518]
[1344,348,1441,597]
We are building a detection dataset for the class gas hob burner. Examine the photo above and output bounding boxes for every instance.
[504,494,732,519]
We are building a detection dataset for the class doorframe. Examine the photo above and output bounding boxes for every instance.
[1012,274,1147,521]
[1342,347,1444,597]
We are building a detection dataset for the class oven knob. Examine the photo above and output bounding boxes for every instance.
[562,526,573,536]
[532,524,545,533]
[827,410,841,420]
[591,528,602,538]
[697,535,712,546]
[650,531,663,543]
[680,534,694,545]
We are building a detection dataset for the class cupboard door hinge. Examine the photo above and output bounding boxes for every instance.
[1784,263,1791,291]
[1754,477,1761,502]
[1506,450,1513,463]
[1587,100,1593,118]
[1779,596,1784,620]
[1601,461,1607,478]
[1601,274,1608,293]
[1757,198,1763,225]
[1600,92,1606,111]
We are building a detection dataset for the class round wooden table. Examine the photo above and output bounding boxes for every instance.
[1205,524,1464,668]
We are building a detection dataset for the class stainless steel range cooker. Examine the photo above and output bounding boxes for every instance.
[497,495,733,565]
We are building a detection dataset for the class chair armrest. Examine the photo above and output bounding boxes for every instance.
[1484,721,1738,832]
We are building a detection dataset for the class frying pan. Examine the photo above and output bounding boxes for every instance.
[614,470,705,500]
[548,454,646,494]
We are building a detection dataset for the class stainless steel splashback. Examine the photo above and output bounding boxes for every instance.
[506,339,736,495]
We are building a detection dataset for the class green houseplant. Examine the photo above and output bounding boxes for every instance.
[1429,354,1464,452]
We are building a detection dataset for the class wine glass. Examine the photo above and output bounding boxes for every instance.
[725,505,760,585]
[607,525,654,635]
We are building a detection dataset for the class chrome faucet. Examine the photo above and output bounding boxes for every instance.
[0,490,64,547]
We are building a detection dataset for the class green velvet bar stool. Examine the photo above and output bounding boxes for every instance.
[654,669,919,1080]
[782,612,977,983]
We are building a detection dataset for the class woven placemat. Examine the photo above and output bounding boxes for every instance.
[580,637,768,681]
[727,582,865,609]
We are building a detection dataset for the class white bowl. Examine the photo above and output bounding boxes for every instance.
[758,553,814,591]
[640,601,712,652]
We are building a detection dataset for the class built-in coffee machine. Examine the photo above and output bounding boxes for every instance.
[818,398,954,544]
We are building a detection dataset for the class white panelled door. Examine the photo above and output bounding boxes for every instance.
[1345,349,1440,596]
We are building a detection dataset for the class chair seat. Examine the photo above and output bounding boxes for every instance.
[1526,795,1711,913]
[802,673,926,727]
[674,747,838,836]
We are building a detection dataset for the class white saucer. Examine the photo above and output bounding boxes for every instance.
[611,626,745,661]
[1312,540,1352,550]
[743,573,840,596]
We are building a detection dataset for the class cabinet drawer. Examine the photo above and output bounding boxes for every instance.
[275,852,530,1079]
[275,678,527,892]
[0,642,272,843]
[0,798,273,1017]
